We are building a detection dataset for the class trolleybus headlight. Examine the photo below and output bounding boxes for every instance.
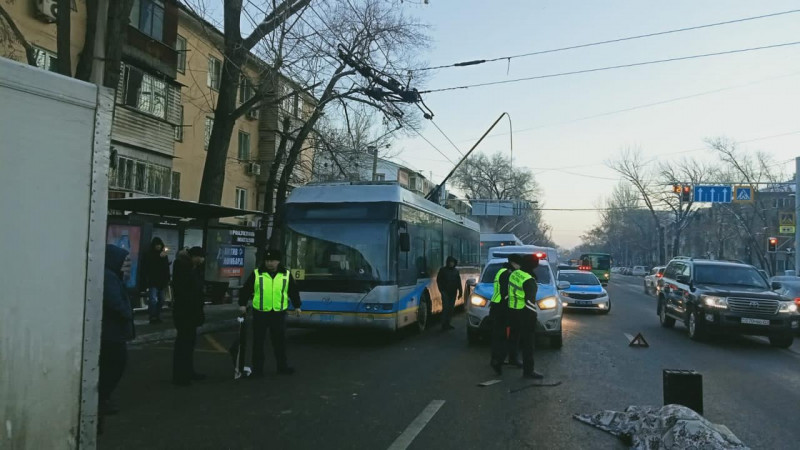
[470,295,488,307]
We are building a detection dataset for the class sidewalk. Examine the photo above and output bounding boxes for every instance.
[131,303,240,345]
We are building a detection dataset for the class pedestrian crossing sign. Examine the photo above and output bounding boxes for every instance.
[733,186,754,203]
[779,212,795,227]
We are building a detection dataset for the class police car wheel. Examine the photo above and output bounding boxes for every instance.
[551,332,563,349]
[466,327,480,345]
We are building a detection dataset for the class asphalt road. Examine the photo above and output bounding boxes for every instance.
[99,276,800,449]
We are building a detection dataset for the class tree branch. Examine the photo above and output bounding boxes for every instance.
[243,0,312,50]
[0,4,37,66]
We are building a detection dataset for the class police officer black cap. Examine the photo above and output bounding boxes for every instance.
[264,248,282,261]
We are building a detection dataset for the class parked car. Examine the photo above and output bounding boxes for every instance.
[644,266,665,295]
[632,266,647,277]
[466,257,567,348]
[558,270,610,314]
[656,258,800,347]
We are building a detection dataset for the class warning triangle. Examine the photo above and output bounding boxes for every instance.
[629,332,649,348]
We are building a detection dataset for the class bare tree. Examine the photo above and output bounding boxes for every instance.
[607,147,666,264]
[0,2,41,65]
[657,158,715,257]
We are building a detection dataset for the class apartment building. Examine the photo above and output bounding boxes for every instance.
[2,1,316,223]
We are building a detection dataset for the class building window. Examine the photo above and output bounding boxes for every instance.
[175,35,187,73]
[236,188,248,210]
[238,130,250,161]
[375,173,386,181]
[208,56,222,90]
[34,47,58,72]
[171,172,181,199]
[239,76,254,103]
[110,155,172,196]
[130,0,165,42]
[122,65,168,119]
[204,117,214,150]
[174,105,183,141]
[280,84,296,115]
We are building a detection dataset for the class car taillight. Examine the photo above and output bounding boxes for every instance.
[795,298,800,307]
[656,273,663,278]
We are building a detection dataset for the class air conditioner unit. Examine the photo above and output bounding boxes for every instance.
[36,0,58,23]
[247,162,261,176]
[246,108,260,120]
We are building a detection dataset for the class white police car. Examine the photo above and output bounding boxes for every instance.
[466,257,567,348]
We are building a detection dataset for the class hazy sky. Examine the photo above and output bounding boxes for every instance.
[387,0,800,248]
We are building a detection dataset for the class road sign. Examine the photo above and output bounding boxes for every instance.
[780,226,795,235]
[732,185,754,203]
[693,185,732,203]
[779,211,795,226]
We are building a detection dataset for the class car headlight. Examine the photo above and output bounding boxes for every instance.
[537,296,558,310]
[604,273,609,278]
[701,295,728,309]
[779,301,798,313]
[470,295,488,307]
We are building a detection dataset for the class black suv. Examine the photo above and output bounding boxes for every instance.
[656,258,800,348]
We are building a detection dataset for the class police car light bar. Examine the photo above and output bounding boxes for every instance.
[534,252,547,259]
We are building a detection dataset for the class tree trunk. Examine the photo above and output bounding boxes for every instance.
[263,116,292,215]
[198,48,246,205]
[56,0,72,76]
[75,0,98,81]
[103,0,134,90]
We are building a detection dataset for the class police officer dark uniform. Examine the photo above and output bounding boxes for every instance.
[240,249,301,377]
[507,255,544,379]
[489,254,521,375]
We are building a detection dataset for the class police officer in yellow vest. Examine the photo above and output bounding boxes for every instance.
[490,254,521,375]
[507,254,544,379]
[239,249,301,377]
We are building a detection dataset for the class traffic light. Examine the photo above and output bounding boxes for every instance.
[681,185,691,202]
[672,184,681,194]
[768,237,778,252]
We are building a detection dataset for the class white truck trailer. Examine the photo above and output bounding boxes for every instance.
[0,57,113,449]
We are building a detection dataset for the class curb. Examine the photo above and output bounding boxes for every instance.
[131,319,239,345]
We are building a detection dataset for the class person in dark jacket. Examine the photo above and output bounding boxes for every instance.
[436,256,463,331]
[171,247,206,386]
[100,244,135,415]
[507,254,543,379]
[490,254,521,375]
[240,248,301,377]
[142,237,171,324]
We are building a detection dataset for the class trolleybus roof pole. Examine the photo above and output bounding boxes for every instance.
[426,112,509,203]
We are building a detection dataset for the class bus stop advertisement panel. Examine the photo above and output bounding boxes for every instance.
[205,227,258,290]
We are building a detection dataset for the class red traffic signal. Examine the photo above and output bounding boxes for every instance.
[681,185,691,202]
[768,237,778,252]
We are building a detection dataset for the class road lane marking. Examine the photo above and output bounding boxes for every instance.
[387,400,445,450]
[477,379,501,387]
[204,334,228,354]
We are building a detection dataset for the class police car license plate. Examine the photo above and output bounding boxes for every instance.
[741,318,770,326]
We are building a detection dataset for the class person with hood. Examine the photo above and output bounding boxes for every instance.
[507,254,544,379]
[100,244,135,415]
[489,254,521,375]
[171,247,206,386]
[239,248,301,377]
[142,237,171,324]
[436,256,463,331]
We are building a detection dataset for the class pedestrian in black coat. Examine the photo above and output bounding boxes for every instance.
[142,237,171,323]
[100,244,135,415]
[436,256,463,331]
[171,247,206,385]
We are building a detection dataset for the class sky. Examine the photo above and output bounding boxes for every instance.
[385,0,800,249]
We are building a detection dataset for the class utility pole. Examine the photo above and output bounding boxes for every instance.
[795,157,800,275]
[89,0,109,85]
[368,146,378,181]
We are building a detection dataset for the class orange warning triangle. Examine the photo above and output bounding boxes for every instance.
[629,332,649,348]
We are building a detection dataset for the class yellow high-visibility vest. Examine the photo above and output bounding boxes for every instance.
[252,269,290,312]
[508,270,533,310]
[490,268,508,304]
